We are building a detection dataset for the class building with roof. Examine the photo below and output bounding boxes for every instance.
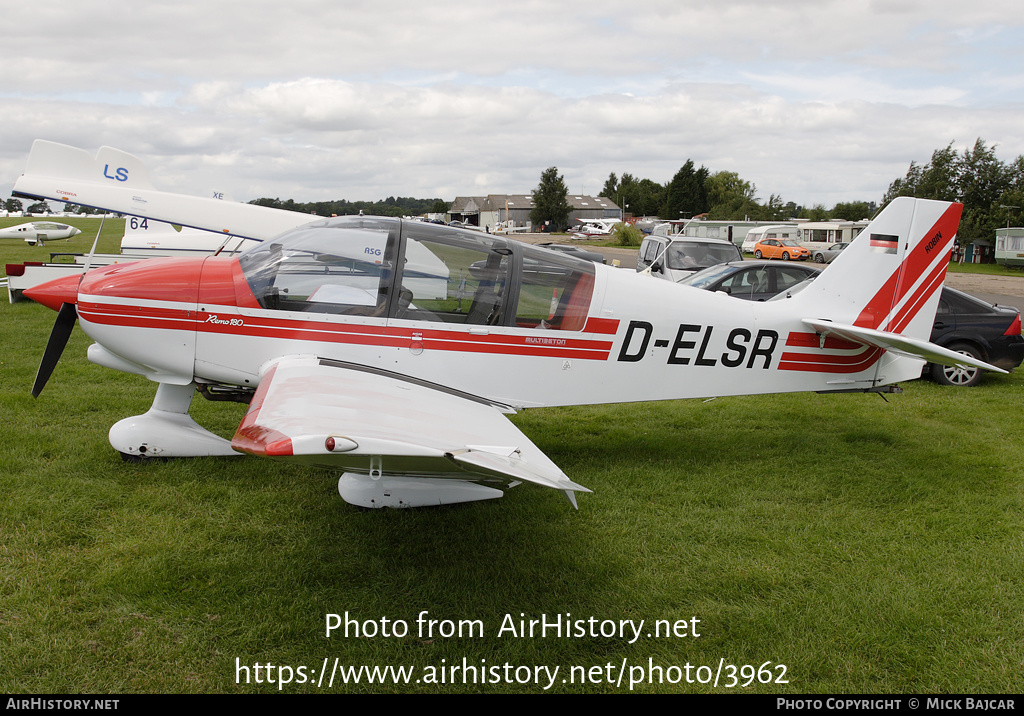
[448,194,619,232]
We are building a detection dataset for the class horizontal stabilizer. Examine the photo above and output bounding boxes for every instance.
[802,318,1006,374]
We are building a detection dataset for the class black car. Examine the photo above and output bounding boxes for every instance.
[929,287,1024,386]
[676,260,820,302]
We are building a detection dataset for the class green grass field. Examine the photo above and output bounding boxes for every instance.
[946,261,1024,276]
[1,218,1022,693]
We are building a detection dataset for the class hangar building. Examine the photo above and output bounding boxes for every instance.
[448,194,620,231]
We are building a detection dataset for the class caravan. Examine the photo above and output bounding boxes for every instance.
[740,224,800,253]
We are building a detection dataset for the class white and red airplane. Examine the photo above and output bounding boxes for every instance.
[0,220,81,246]
[13,141,1003,509]
[570,218,616,238]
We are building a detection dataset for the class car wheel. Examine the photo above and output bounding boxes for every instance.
[782,252,790,261]
[814,252,824,262]
[754,250,762,259]
[931,343,984,387]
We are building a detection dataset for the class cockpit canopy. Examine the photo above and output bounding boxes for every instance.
[238,217,596,331]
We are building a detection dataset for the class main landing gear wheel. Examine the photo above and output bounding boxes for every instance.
[931,343,984,387]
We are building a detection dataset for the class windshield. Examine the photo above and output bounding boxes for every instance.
[238,217,595,330]
[238,216,399,313]
[665,241,741,271]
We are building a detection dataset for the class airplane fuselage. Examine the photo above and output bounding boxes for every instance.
[72,249,920,410]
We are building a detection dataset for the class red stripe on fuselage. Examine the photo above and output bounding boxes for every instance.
[779,347,877,366]
[77,298,615,360]
[77,300,195,332]
[779,346,884,373]
[779,330,883,374]
[197,311,614,359]
[584,317,619,335]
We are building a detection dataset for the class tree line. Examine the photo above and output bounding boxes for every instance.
[529,164,878,232]
[883,138,1024,242]
[533,141,1024,235]
[599,165,877,224]
[3,198,52,214]
[247,196,449,218]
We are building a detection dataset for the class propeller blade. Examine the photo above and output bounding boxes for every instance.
[32,302,78,397]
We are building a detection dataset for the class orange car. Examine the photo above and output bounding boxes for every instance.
[753,238,810,261]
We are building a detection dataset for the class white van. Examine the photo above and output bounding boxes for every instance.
[636,235,743,282]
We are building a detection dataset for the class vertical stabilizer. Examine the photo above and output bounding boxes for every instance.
[797,197,962,341]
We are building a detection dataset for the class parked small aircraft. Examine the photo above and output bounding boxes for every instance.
[571,218,616,237]
[13,141,1004,509]
[0,220,81,246]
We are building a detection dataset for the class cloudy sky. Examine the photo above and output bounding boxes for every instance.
[2,0,1022,210]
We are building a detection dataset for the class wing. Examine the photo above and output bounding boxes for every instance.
[13,140,312,241]
[231,356,590,508]
[802,318,1007,373]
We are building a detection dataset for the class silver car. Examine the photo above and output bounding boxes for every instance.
[813,242,851,264]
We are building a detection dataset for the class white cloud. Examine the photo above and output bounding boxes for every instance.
[1,1,1023,207]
